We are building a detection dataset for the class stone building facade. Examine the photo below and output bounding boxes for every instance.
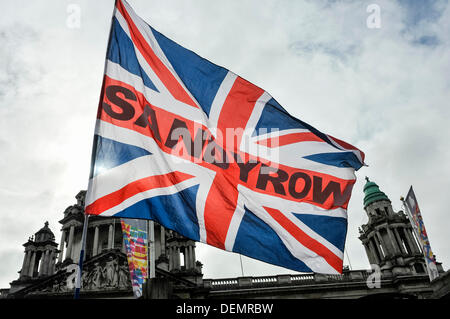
[3,179,450,299]
[359,178,430,277]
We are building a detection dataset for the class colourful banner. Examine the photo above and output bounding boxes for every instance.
[121,218,148,298]
[404,186,439,281]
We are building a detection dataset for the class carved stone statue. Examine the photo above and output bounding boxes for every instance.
[118,261,131,289]
[65,266,77,290]
[112,258,119,287]
[89,262,103,290]
[52,280,60,292]
[81,269,89,289]
[104,257,117,287]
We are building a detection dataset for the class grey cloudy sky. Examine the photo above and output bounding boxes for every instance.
[0,0,449,288]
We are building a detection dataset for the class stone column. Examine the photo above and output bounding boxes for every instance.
[368,238,380,264]
[21,250,31,277]
[386,227,399,255]
[58,230,66,263]
[20,251,29,276]
[393,227,407,254]
[406,228,421,254]
[93,226,99,256]
[154,226,161,258]
[376,232,392,257]
[185,246,191,269]
[121,238,126,254]
[108,224,114,249]
[43,250,50,275]
[363,242,376,265]
[66,226,75,260]
[372,235,384,260]
[183,247,188,269]
[160,226,166,256]
[375,232,387,258]
[40,251,47,276]
[191,245,196,268]
[46,250,52,275]
[25,250,32,274]
[48,250,55,275]
[28,251,37,277]
[38,251,46,276]
[168,247,173,270]
[171,246,178,270]
[171,246,176,270]
[170,247,175,270]
[176,247,180,269]
[111,219,116,249]
[397,228,411,254]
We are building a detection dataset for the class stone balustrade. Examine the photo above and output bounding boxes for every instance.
[203,270,373,290]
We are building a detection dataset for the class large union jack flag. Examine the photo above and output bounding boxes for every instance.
[85,0,365,274]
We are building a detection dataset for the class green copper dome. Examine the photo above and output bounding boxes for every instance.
[363,177,390,207]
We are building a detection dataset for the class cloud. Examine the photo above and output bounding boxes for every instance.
[289,41,361,63]
[412,34,440,47]
[397,0,448,47]
[0,25,42,100]
[397,0,446,26]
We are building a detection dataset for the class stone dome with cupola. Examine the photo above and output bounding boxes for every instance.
[363,177,390,208]
[34,221,55,243]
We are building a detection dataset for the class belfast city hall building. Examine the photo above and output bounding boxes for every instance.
[1,178,449,299]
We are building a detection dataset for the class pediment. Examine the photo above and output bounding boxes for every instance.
[11,251,132,298]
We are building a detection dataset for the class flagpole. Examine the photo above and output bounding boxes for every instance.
[148,220,155,278]
[76,0,116,301]
[401,192,439,281]
[145,220,156,280]
[74,214,89,299]
[144,219,155,298]
[345,248,353,270]
[239,254,245,277]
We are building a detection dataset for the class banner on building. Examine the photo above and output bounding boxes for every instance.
[120,218,148,298]
[403,186,439,281]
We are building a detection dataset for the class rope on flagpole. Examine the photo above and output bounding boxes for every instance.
[345,248,353,270]
[239,254,245,277]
